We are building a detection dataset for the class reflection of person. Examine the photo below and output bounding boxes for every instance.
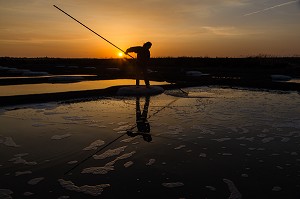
[125,42,152,87]
[127,96,152,142]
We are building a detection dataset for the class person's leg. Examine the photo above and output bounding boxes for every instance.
[136,68,140,86]
[143,68,150,87]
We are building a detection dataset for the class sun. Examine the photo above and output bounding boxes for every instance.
[118,52,123,57]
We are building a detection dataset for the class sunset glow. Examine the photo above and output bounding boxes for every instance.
[0,0,300,58]
[118,52,123,57]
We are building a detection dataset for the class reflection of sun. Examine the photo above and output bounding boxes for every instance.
[118,52,123,57]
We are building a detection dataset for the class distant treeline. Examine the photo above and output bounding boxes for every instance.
[1,57,300,77]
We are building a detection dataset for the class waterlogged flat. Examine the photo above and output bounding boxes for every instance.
[0,87,300,198]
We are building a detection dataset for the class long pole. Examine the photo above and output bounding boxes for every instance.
[53,5,134,59]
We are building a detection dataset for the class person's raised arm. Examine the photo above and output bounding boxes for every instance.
[125,46,142,54]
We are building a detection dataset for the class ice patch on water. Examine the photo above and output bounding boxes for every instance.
[120,137,137,143]
[14,153,29,157]
[23,192,34,196]
[0,136,20,147]
[63,116,92,121]
[174,145,186,150]
[82,165,114,175]
[0,189,13,199]
[93,146,127,160]
[116,130,127,134]
[146,159,156,166]
[84,151,136,174]
[199,153,207,158]
[58,179,110,196]
[222,153,233,156]
[117,122,128,126]
[191,125,215,135]
[236,137,254,142]
[281,138,290,142]
[168,125,184,132]
[32,123,54,127]
[257,134,267,138]
[261,137,274,143]
[58,196,70,199]
[9,157,37,165]
[67,161,78,165]
[223,179,242,199]
[15,171,32,176]
[28,177,44,185]
[113,124,134,131]
[106,151,136,166]
[205,186,216,191]
[162,182,184,188]
[83,140,105,151]
[88,124,106,128]
[272,186,282,191]
[44,111,67,115]
[213,138,231,142]
[51,134,72,140]
[124,161,133,168]
[272,121,300,129]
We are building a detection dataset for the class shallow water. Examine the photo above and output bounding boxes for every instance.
[0,87,300,198]
[0,79,168,96]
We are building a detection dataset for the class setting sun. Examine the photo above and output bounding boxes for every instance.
[118,52,123,57]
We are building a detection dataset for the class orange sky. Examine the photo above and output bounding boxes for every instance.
[1,0,300,58]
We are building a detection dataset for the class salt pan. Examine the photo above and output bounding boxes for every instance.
[205,186,216,191]
[83,140,105,151]
[58,179,110,196]
[106,151,136,166]
[15,171,32,176]
[0,137,20,147]
[93,146,127,160]
[28,177,44,185]
[0,189,13,199]
[9,157,37,165]
[23,192,34,196]
[262,137,274,143]
[51,134,72,140]
[272,186,282,191]
[146,159,156,166]
[82,165,114,175]
[124,161,134,168]
[223,179,242,199]
[213,138,231,142]
[67,161,78,165]
[162,182,184,188]
[174,145,186,150]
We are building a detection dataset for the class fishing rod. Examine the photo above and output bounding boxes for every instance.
[53,5,134,59]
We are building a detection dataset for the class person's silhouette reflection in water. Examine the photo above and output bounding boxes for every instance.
[127,96,152,142]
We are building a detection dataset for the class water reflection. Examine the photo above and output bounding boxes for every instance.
[127,96,152,142]
[0,79,169,96]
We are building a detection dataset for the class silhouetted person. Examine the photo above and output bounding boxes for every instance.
[127,96,152,142]
[126,42,152,87]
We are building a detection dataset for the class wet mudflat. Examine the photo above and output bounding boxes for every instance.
[0,87,300,199]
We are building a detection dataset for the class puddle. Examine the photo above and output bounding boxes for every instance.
[0,87,299,198]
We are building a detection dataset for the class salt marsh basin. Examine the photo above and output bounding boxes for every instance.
[0,87,300,198]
